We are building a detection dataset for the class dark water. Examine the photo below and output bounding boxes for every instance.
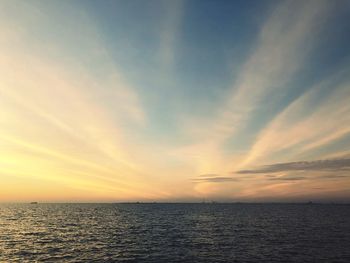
[1,203,350,262]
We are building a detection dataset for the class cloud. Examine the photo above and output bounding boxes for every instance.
[158,0,184,68]
[177,0,334,176]
[198,173,222,177]
[0,0,174,201]
[265,171,348,183]
[318,174,349,179]
[196,158,350,184]
[237,158,350,174]
[185,0,332,140]
[193,174,239,183]
[268,176,306,181]
[240,72,350,167]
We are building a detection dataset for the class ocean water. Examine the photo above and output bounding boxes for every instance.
[0,203,350,262]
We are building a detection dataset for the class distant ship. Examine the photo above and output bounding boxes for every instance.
[30,202,38,204]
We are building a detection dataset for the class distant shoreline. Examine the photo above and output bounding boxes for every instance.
[1,202,349,205]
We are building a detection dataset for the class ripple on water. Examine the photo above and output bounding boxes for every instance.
[1,203,350,262]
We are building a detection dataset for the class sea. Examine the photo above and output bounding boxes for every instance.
[0,203,349,262]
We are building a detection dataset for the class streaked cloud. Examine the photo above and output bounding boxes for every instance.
[240,73,350,167]
[193,174,239,183]
[0,0,169,201]
[158,0,184,68]
[177,0,335,176]
[184,0,332,140]
[0,0,349,201]
[237,158,350,174]
[267,176,306,181]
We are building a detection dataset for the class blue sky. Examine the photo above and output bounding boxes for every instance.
[0,0,350,201]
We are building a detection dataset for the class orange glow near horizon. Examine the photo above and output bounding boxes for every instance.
[0,0,350,202]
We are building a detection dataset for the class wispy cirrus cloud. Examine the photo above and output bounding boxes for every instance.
[240,73,350,167]
[0,0,172,201]
[177,0,334,177]
[1,0,349,202]
[158,0,184,68]
[185,0,332,140]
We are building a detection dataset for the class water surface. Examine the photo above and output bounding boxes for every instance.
[1,203,349,262]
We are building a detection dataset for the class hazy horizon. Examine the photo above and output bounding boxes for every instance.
[1,0,350,202]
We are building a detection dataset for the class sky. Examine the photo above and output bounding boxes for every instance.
[0,0,350,202]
